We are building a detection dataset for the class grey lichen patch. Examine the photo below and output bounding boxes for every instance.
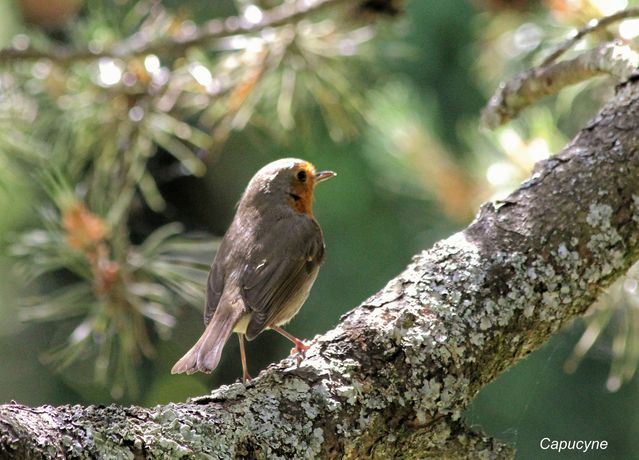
[177,369,339,459]
[452,198,630,352]
[586,202,625,278]
[586,202,614,228]
[205,381,247,401]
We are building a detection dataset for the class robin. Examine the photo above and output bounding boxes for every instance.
[171,158,335,381]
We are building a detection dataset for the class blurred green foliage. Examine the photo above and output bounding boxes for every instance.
[1,0,639,457]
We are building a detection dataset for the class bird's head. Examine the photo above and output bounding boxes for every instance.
[245,158,336,215]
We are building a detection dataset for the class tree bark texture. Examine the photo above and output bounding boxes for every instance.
[3,78,639,459]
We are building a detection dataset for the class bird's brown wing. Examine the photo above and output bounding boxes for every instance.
[203,239,229,326]
[241,217,324,340]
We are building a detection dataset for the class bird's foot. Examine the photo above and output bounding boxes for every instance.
[270,325,311,364]
[290,339,310,364]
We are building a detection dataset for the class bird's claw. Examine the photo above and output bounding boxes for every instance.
[290,340,310,364]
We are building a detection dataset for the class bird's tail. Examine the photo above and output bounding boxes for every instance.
[171,300,244,375]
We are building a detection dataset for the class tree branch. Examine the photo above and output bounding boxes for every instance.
[541,7,639,66]
[0,0,355,64]
[3,72,639,458]
[481,5,639,129]
[481,41,639,128]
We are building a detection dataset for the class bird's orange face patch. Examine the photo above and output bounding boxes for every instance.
[288,162,317,215]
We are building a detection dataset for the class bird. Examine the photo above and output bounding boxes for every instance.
[171,158,335,381]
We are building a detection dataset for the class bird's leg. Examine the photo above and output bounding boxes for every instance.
[238,333,252,382]
[270,325,309,364]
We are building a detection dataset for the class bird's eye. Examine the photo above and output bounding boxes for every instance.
[297,170,307,182]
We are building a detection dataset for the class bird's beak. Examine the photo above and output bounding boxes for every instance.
[315,170,336,183]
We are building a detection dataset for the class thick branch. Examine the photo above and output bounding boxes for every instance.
[3,80,639,459]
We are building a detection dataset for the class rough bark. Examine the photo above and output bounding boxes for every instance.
[3,79,639,459]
